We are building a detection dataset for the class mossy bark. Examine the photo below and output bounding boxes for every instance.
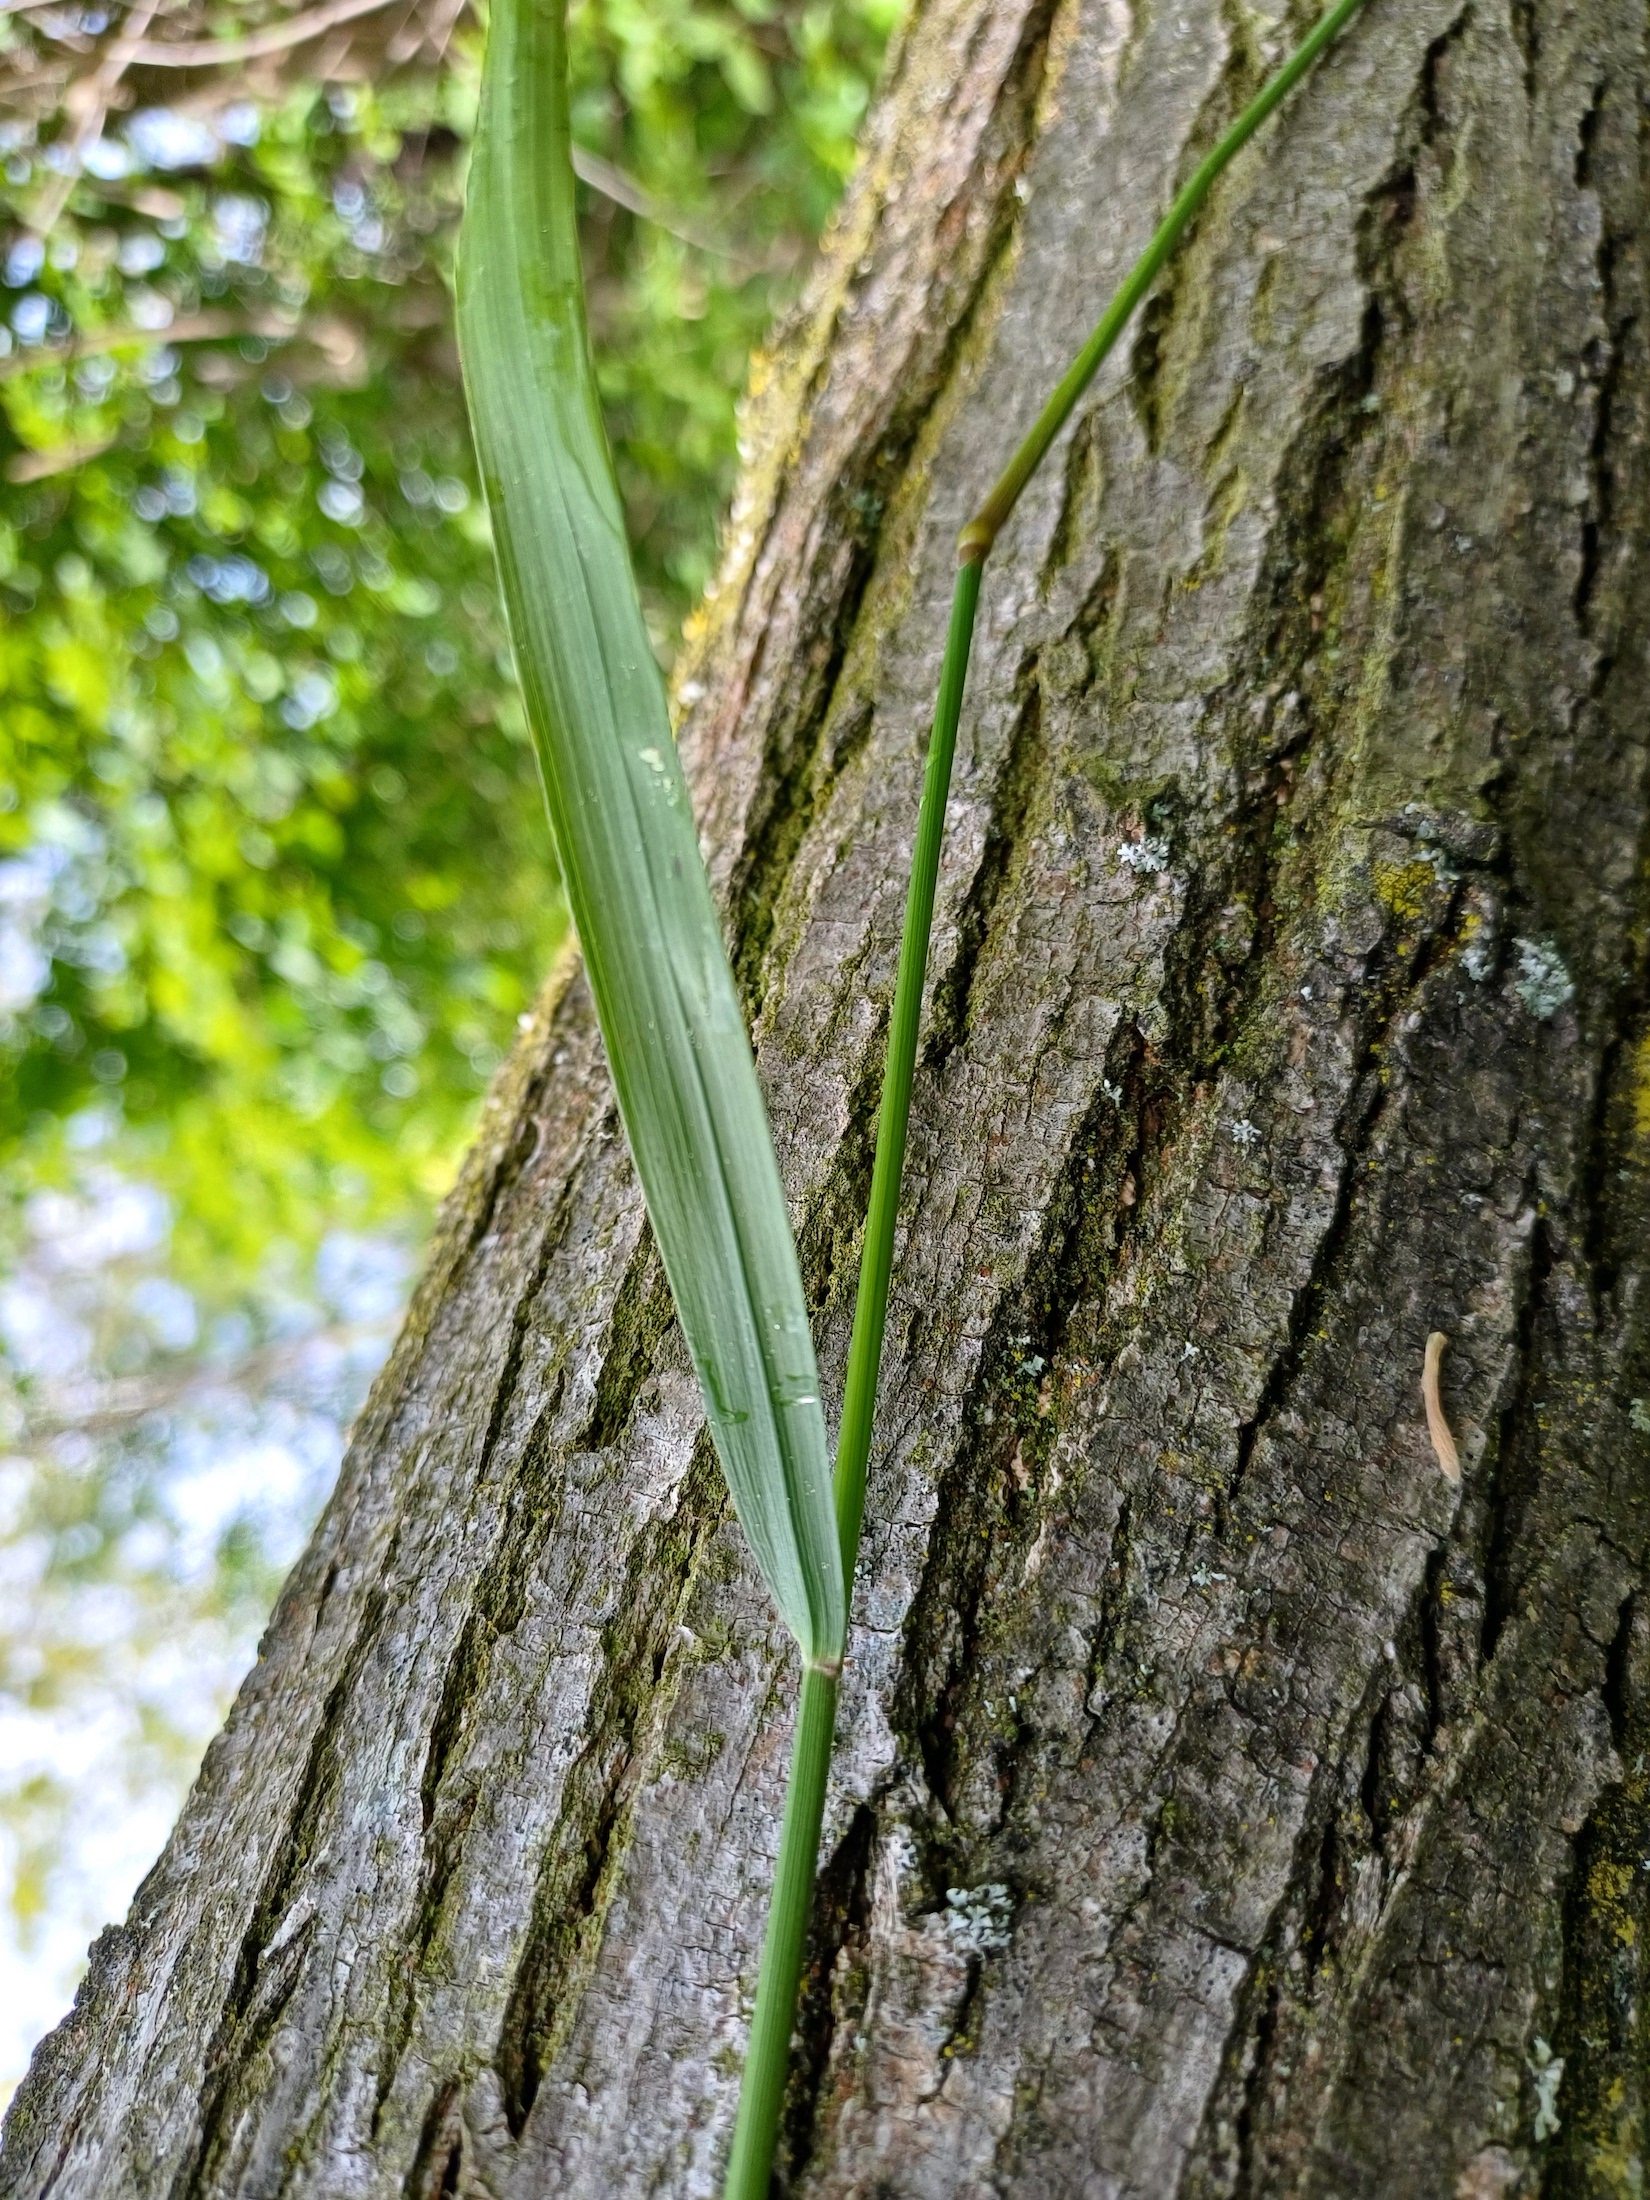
[6,0,1650,2188]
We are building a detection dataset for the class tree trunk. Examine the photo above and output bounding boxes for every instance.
[7,0,1650,2187]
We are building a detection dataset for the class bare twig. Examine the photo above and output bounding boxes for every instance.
[0,63,79,98]
[12,1318,388,1441]
[0,302,370,379]
[124,0,403,68]
[28,0,164,236]
[6,432,116,479]
[8,0,776,270]
[566,143,748,262]
[385,0,460,64]
[1423,1330,1460,1483]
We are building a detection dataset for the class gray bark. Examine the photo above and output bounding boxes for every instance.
[6,0,1650,2188]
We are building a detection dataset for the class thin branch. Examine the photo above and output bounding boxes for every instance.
[0,302,371,379]
[28,0,163,236]
[385,0,459,63]
[567,144,745,263]
[0,63,78,94]
[125,0,404,66]
[5,432,116,479]
[9,2,778,271]
[12,1318,389,1441]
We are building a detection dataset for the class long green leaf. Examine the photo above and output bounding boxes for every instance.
[456,0,846,1668]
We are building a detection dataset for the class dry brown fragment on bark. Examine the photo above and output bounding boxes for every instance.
[1423,1329,1461,1483]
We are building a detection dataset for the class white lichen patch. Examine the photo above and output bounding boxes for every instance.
[1629,1398,1650,1436]
[1230,1119,1262,1147]
[1512,937,1574,1020]
[944,1882,1014,1957]
[1527,2035,1564,2142]
[1117,836,1170,876]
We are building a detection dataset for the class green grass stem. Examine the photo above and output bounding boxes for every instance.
[723,1663,841,2200]
[724,0,1370,2185]
[832,556,984,1578]
[959,0,1372,560]
[721,559,981,2200]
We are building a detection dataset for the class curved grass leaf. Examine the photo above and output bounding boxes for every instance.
[456,0,846,1667]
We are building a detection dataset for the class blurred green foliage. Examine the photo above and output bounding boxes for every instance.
[0,0,895,1301]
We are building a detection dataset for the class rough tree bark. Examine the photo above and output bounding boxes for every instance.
[6,0,1650,2187]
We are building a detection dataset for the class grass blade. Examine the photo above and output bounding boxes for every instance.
[456,0,846,1669]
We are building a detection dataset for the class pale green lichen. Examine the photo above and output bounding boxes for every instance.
[944,1882,1014,1956]
[1529,2035,1565,2142]
[1513,937,1574,1020]
[1118,836,1172,875]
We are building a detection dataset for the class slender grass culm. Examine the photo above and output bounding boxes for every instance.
[457,0,1370,2186]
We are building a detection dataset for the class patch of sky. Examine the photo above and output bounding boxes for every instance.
[0,1164,412,2101]
[124,109,222,173]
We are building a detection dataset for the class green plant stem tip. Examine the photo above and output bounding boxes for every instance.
[725,0,1370,2188]
[959,0,1370,561]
